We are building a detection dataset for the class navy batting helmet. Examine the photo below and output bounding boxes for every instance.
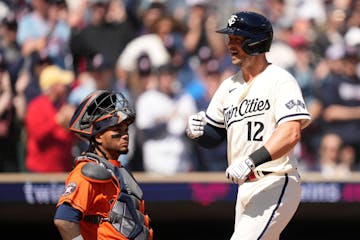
[216,11,273,55]
[69,90,135,140]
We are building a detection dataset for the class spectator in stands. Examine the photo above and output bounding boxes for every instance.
[317,133,353,178]
[0,12,25,171]
[66,0,88,30]
[306,43,349,170]
[135,63,198,174]
[0,11,24,86]
[12,66,33,172]
[16,0,71,67]
[12,51,53,171]
[22,51,53,104]
[287,35,316,106]
[150,14,194,88]
[183,0,225,60]
[184,45,214,101]
[116,52,157,171]
[286,34,319,170]
[2,0,31,19]
[116,15,171,95]
[180,1,229,96]
[24,64,75,172]
[68,53,115,106]
[69,0,136,74]
[118,52,157,102]
[316,46,360,171]
[0,54,19,172]
[106,0,133,26]
[137,1,167,35]
[184,46,236,102]
[193,58,227,171]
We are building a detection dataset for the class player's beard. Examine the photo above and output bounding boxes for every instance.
[117,148,129,155]
[102,142,129,159]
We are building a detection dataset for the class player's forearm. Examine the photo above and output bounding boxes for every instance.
[54,219,81,240]
[263,121,301,160]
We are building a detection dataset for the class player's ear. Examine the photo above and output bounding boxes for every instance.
[94,132,104,144]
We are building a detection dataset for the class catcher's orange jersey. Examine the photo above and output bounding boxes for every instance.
[57,159,135,240]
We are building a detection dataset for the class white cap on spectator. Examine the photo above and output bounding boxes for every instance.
[296,0,326,25]
[117,34,170,72]
[344,27,360,47]
[186,0,207,6]
[266,42,296,69]
[0,1,9,21]
[325,43,346,60]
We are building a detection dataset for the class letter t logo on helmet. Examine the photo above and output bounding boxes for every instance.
[228,15,238,27]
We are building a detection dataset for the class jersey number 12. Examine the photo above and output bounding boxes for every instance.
[247,121,264,141]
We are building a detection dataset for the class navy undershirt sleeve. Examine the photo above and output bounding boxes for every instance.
[141,123,168,140]
[194,124,226,148]
[54,203,82,223]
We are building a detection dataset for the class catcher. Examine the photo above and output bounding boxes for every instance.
[54,90,153,240]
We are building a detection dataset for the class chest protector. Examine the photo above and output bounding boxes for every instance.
[76,153,152,240]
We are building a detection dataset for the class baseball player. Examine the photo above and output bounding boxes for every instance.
[53,90,153,240]
[186,11,311,239]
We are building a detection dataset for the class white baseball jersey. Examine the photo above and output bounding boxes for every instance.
[136,89,197,174]
[205,64,311,173]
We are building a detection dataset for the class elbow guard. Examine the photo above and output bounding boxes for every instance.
[195,124,226,148]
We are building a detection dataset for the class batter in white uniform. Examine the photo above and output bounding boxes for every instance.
[186,11,311,239]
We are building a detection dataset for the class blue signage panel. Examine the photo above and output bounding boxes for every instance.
[1,182,360,205]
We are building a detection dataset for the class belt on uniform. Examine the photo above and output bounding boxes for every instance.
[84,215,108,224]
[247,170,272,182]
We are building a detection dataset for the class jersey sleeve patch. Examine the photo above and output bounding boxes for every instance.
[276,95,311,127]
[62,182,77,196]
[285,99,306,110]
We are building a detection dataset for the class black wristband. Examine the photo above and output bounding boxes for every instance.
[249,146,272,167]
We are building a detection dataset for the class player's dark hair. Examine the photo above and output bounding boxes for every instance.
[87,136,109,159]
[88,138,97,152]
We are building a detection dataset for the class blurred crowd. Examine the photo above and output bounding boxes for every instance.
[0,0,359,178]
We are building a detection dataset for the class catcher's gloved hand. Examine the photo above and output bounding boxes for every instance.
[226,158,255,185]
[186,111,206,139]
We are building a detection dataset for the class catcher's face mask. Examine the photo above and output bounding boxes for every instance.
[69,90,135,140]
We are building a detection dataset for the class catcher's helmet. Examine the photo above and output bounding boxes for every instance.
[69,90,135,140]
[216,11,273,55]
